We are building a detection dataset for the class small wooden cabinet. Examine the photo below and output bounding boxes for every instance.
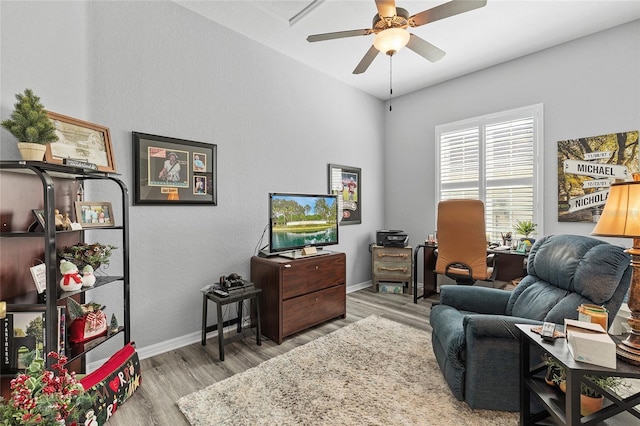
[250,252,346,344]
[371,245,413,293]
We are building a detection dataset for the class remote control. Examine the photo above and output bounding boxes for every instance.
[213,289,229,298]
[540,322,556,341]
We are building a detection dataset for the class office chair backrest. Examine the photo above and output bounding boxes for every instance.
[435,199,490,281]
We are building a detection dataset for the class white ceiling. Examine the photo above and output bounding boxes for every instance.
[175,0,640,100]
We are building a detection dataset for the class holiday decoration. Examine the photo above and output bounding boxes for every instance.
[79,343,142,425]
[67,299,107,344]
[59,259,83,292]
[0,351,94,425]
[109,313,119,333]
[82,265,96,288]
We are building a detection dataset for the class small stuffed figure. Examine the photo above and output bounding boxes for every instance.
[54,209,64,230]
[82,264,96,288]
[59,259,83,292]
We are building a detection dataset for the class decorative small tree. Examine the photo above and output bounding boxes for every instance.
[1,89,58,144]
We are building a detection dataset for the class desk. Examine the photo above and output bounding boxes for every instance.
[413,244,527,303]
[517,324,640,425]
[201,284,262,361]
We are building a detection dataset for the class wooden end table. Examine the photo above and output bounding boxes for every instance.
[201,284,262,361]
[517,324,640,425]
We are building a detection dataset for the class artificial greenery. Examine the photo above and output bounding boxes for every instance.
[59,242,116,270]
[514,219,537,238]
[0,351,94,425]
[1,89,58,145]
[543,353,628,398]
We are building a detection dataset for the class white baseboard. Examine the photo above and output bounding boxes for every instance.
[347,280,372,293]
[88,280,373,371]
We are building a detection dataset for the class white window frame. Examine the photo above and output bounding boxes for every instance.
[434,104,544,240]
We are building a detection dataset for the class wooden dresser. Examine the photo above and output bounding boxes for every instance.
[250,252,346,344]
[371,245,413,293]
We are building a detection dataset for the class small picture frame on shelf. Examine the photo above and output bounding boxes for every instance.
[32,209,46,229]
[516,241,527,254]
[27,209,46,232]
[29,263,47,294]
[74,202,115,228]
[45,111,116,173]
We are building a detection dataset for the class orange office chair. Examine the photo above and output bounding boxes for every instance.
[435,199,497,285]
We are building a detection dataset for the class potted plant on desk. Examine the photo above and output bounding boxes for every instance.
[514,219,537,249]
[543,354,628,416]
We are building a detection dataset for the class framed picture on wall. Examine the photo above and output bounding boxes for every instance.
[328,164,361,225]
[132,132,217,205]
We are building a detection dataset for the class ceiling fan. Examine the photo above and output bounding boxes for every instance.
[307,0,487,74]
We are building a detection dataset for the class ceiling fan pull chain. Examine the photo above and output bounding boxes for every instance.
[389,54,393,111]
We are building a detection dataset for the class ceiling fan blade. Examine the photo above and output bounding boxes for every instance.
[375,0,397,18]
[406,34,446,63]
[307,29,373,42]
[353,45,379,74]
[410,0,487,27]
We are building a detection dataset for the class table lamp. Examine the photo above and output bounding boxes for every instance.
[592,173,640,365]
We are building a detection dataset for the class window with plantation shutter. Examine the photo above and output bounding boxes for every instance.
[435,104,543,242]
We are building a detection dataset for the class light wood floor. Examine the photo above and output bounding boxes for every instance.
[106,288,437,425]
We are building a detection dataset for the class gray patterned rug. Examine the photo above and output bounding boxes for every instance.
[177,315,517,425]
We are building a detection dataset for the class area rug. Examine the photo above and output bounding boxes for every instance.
[177,315,518,425]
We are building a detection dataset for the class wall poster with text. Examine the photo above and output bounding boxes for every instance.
[558,130,638,222]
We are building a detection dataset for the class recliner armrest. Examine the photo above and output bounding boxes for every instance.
[464,315,542,339]
[440,286,511,315]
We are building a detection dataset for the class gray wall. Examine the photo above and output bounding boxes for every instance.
[1,1,384,361]
[385,19,639,258]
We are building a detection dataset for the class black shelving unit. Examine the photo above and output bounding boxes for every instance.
[0,160,130,372]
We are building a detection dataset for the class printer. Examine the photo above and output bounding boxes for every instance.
[376,229,409,247]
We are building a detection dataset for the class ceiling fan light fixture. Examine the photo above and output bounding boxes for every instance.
[373,28,410,55]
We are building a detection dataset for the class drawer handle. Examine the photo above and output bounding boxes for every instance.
[284,264,292,268]
[378,266,407,273]
[377,252,409,259]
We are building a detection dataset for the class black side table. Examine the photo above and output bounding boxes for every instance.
[517,324,640,425]
[201,284,262,361]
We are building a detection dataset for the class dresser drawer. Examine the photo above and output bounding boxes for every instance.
[373,261,411,279]
[373,247,412,262]
[282,284,345,336]
[282,254,346,300]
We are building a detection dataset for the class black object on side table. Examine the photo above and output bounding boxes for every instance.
[517,324,640,425]
[201,281,262,361]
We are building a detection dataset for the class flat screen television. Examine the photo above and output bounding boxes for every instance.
[268,192,339,258]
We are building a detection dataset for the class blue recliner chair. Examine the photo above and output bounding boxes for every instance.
[429,234,631,411]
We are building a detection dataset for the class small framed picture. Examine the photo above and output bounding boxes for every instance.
[74,202,115,228]
[45,111,116,173]
[32,209,46,228]
[193,176,207,195]
[516,241,527,254]
[29,263,47,294]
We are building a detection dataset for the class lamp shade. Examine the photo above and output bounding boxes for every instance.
[373,28,410,54]
[592,180,640,237]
